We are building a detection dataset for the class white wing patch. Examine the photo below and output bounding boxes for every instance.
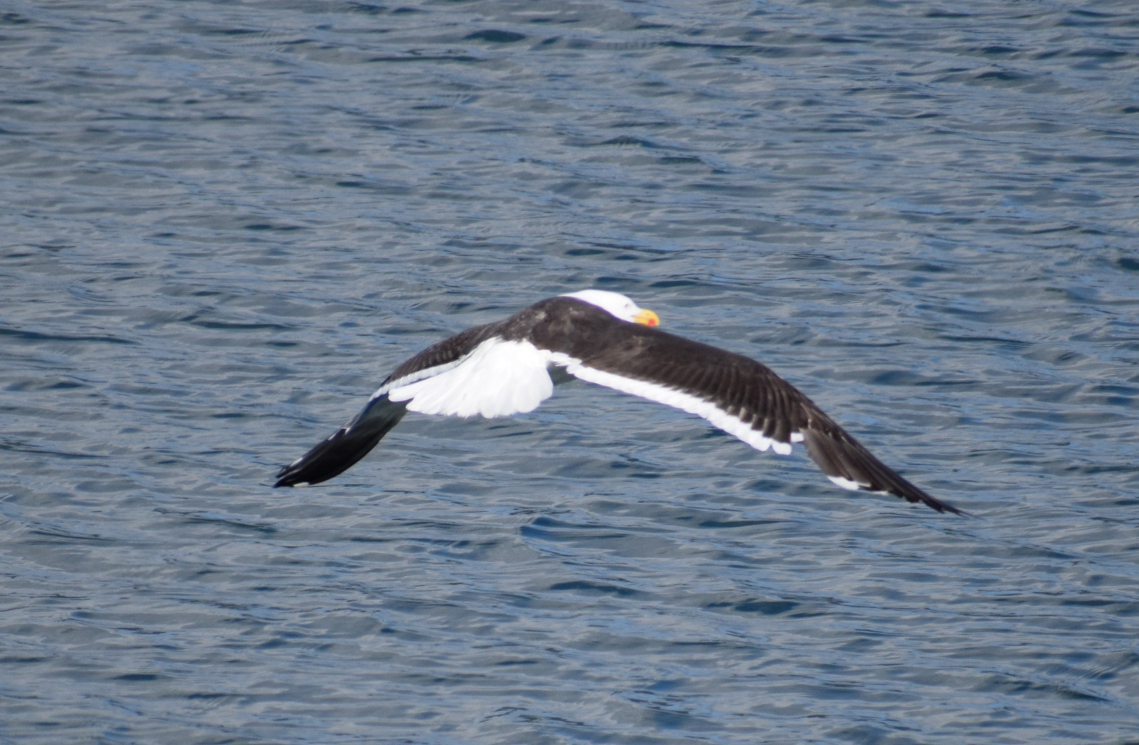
[828,475,865,491]
[388,338,554,418]
[559,359,797,456]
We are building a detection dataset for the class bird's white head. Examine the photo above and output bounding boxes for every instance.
[561,289,659,326]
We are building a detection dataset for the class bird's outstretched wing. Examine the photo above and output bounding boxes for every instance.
[544,321,962,515]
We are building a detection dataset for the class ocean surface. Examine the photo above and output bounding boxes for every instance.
[3,1,1138,743]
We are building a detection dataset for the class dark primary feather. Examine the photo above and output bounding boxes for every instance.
[274,395,408,487]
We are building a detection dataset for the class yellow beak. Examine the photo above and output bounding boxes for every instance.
[633,308,660,327]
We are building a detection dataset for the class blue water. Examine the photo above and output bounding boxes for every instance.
[3,1,1139,742]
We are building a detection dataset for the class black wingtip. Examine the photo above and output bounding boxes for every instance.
[910,490,968,517]
[861,469,966,517]
[274,427,357,487]
[274,396,409,488]
[867,463,966,516]
[802,429,965,516]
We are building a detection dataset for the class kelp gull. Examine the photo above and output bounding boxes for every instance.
[275,290,961,514]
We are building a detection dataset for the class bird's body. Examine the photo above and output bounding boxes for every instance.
[275,290,961,515]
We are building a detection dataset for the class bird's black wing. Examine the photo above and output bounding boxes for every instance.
[529,312,961,515]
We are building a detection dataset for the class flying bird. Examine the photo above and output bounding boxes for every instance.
[275,290,961,514]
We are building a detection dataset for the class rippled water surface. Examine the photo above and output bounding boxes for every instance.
[3,1,1139,743]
